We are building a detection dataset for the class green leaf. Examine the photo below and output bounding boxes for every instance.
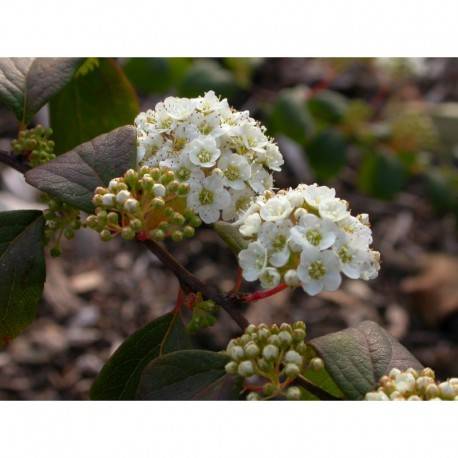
[136,350,242,400]
[268,87,315,146]
[306,128,347,181]
[307,90,348,125]
[178,60,238,100]
[357,151,406,200]
[123,58,193,94]
[0,58,84,125]
[0,210,45,345]
[49,58,139,155]
[309,321,424,400]
[25,125,137,214]
[425,167,458,216]
[90,312,192,400]
[214,221,248,256]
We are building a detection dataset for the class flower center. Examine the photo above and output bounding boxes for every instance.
[199,188,214,205]
[308,260,326,280]
[272,234,287,251]
[199,122,212,135]
[338,245,353,263]
[306,229,322,246]
[225,165,241,182]
[197,149,212,164]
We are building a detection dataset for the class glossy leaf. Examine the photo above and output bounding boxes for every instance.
[123,58,193,94]
[50,58,139,155]
[214,221,248,256]
[0,58,83,125]
[136,350,242,400]
[0,210,45,345]
[25,126,137,214]
[90,312,191,400]
[309,321,424,400]
[306,128,347,181]
[358,151,406,200]
[268,87,315,146]
[178,60,238,100]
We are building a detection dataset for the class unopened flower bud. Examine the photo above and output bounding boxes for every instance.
[246,392,260,401]
[152,197,165,209]
[425,384,440,399]
[389,368,401,378]
[229,346,245,361]
[100,229,112,242]
[183,226,195,238]
[178,183,190,196]
[394,373,416,395]
[285,363,300,379]
[310,357,324,372]
[153,184,166,197]
[107,212,119,225]
[101,193,115,207]
[263,383,276,396]
[258,328,270,342]
[258,358,273,373]
[130,218,142,231]
[116,190,131,205]
[225,361,238,375]
[124,198,139,213]
[171,230,183,242]
[161,170,175,185]
[244,343,260,359]
[284,350,302,366]
[150,229,165,242]
[238,360,254,377]
[171,212,185,226]
[167,180,180,193]
[286,386,302,400]
[121,226,135,240]
[292,329,306,343]
[422,368,435,379]
[267,335,280,347]
[438,382,455,400]
[141,176,154,191]
[262,344,279,361]
[278,331,293,347]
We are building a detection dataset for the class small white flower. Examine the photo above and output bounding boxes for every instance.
[264,143,284,171]
[186,175,230,224]
[297,246,341,296]
[187,137,221,168]
[218,153,251,190]
[302,184,336,208]
[259,195,293,222]
[240,124,268,153]
[239,213,262,237]
[249,164,274,194]
[333,232,373,279]
[238,241,268,281]
[258,219,292,267]
[222,187,255,221]
[284,269,299,287]
[164,96,197,121]
[290,213,337,250]
[259,267,281,289]
[318,198,349,222]
[197,90,229,114]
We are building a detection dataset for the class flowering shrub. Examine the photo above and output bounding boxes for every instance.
[0,58,456,400]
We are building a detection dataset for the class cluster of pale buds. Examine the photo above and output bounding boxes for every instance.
[365,367,458,401]
[87,166,201,242]
[224,321,324,400]
[236,184,380,295]
[135,91,283,224]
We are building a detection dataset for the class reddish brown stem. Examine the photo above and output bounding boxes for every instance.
[230,267,243,294]
[245,283,288,302]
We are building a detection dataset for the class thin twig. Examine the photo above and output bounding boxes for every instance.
[143,239,249,331]
[0,150,31,174]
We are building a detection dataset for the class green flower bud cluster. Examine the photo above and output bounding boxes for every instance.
[187,298,219,334]
[11,125,55,168]
[87,166,202,242]
[365,367,458,401]
[41,195,82,257]
[224,321,323,400]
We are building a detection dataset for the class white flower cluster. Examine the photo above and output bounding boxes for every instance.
[237,184,380,295]
[135,91,283,224]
